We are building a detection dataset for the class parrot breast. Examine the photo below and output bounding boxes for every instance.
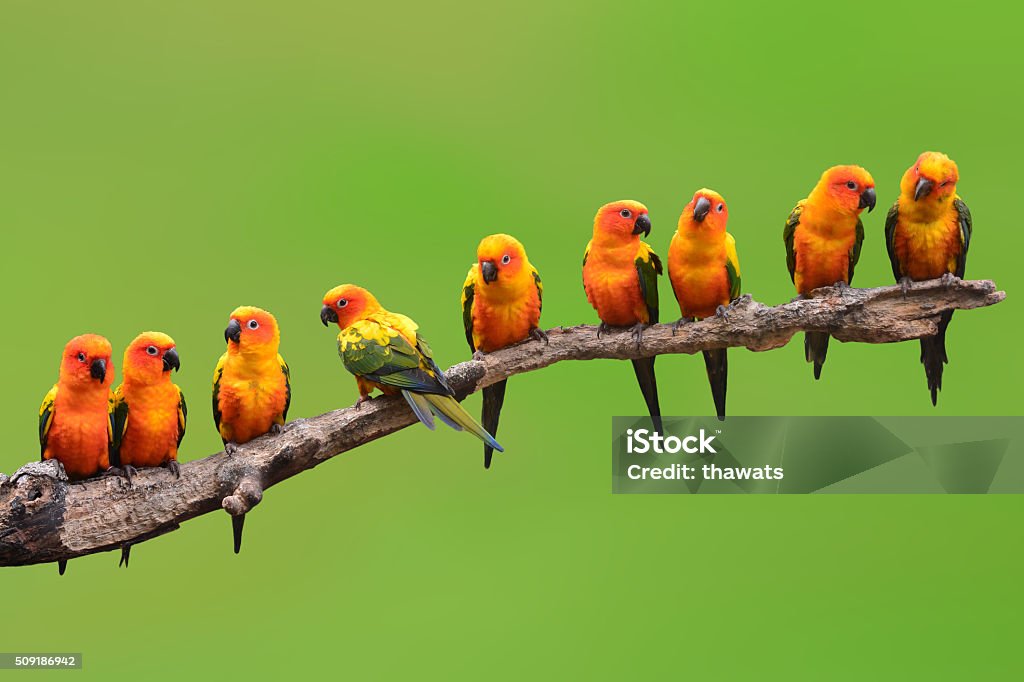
[669,232,731,320]
[119,383,180,467]
[217,366,287,444]
[893,212,962,281]
[472,283,541,352]
[583,243,648,326]
[45,392,111,479]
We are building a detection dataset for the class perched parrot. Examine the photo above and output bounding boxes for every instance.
[582,200,663,431]
[783,165,877,379]
[885,151,972,405]
[668,189,742,420]
[212,306,291,553]
[38,333,116,575]
[112,331,186,567]
[461,233,545,468]
[320,284,502,453]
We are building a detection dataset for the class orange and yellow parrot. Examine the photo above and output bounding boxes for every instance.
[38,334,116,575]
[885,151,972,405]
[783,165,876,379]
[321,284,502,453]
[668,189,741,420]
[212,306,291,553]
[461,233,544,468]
[582,200,663,431]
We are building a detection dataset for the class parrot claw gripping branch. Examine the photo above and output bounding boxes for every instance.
[0,278,1004,570]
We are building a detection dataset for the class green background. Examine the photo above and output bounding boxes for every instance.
[1,1,1019,678]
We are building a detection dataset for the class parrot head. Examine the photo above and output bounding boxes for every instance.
[321,284,381,329]
[60,334,114,388]
[681,188,729,232]
[224,306,280,355]
[123,331,180,383]
[593,200,651,242]
[476,233,529,286]
[902,151,958,204]
[816,165,877,215]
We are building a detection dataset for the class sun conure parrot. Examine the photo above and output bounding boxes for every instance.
[320,284,502,453]
[582,200,663,432]
[212,306,291,554]
[38,333,116,575]
[111,331,186,567]
[461,233,545,468]
[884,151,972,405]
[668,189,741,420]
[783,165,877,379]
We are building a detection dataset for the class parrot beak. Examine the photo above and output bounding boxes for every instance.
[914,177,934,201]
[858,187,877,212]
[90,358,107,382]
[225,318,242,344]
[481,260,498,284]
[632,214,652,237]
[162,347,180,372]
[692,196,711,223]
[321,304,338,327]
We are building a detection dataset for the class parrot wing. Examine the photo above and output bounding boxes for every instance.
[278,355,291,422]
[783,203,803,283]
[111,386,129,467]
[176,386,188,447]
[107,391,118,468]
[339,321,450,396]
[635,242,663,324]
[461,266,477,352]
[38,384,58,460]
[953,197,972,278]
[211,352,226,435]
[725,232,742,301]
[847,217,865,284]
[884,202,902,280]
[532,266,543,314]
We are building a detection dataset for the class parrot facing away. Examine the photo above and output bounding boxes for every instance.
[668,189,741,420]
[461,233,545,468]
[783,165,876,379]
[582,200,663,432]
[885,151,972,405]
[212,306,291,553]
[112,331,187,567]
[320,284,502,453]
[38,333,116,575]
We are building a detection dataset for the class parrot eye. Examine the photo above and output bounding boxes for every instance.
[619,208,631,218]
[501,254,511,265]
[146,346,159,356]
[716,203,724,213]
[76,352,86,363]
[337,298,348,308]
[846,181,857,190]
[247,320,260,330]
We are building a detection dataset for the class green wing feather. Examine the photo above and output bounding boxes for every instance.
[783,204,802,283]
[532,267,543,315]
[635,245,662,324]
[339,325,449,395]
[279,356,291,422]
[38,385,57,460]
[461,279,476,352]
[953,197,972,278]
[884,202,902,280]
[848,217,865,284]
[176,387,188,447]
[211,353,225,435]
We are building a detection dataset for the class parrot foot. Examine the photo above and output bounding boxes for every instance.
[224,442,241,456]
[832,280,850,291]
[630,323,647,350]
[899,276,914,298]
[596,322,612,339]
[354,395,373,410]
[165,460,181,478]
[105,465,137,485]
[270,423,285,435]
[529,327,549,345]
[715,305,730,321]
[939,272,959,288]
[472,350,487,361]
[672,318,690,336]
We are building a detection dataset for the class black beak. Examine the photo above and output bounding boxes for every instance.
[225,319,242,343]
[90,358,106,382]
[692,196,711,223]
[859,187,877,212]
[632,213,652,237]
[481,260,498,284]
[321,304,338,327]
[914,178,934,201]
[162,347,180,372]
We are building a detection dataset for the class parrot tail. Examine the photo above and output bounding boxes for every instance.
[631,357,663,434]
[702,348,728,421]
[481,380,508,469]
[804,332,830,380]
[232,514,245,554]
[57,560,67,576]
[119,545,131,568]
[920,310,953,406]
[403,390,504,453]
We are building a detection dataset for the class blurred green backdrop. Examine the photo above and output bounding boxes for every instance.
[1,1,1019,679]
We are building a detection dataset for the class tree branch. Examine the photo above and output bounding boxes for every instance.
[0,278,1006,567]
